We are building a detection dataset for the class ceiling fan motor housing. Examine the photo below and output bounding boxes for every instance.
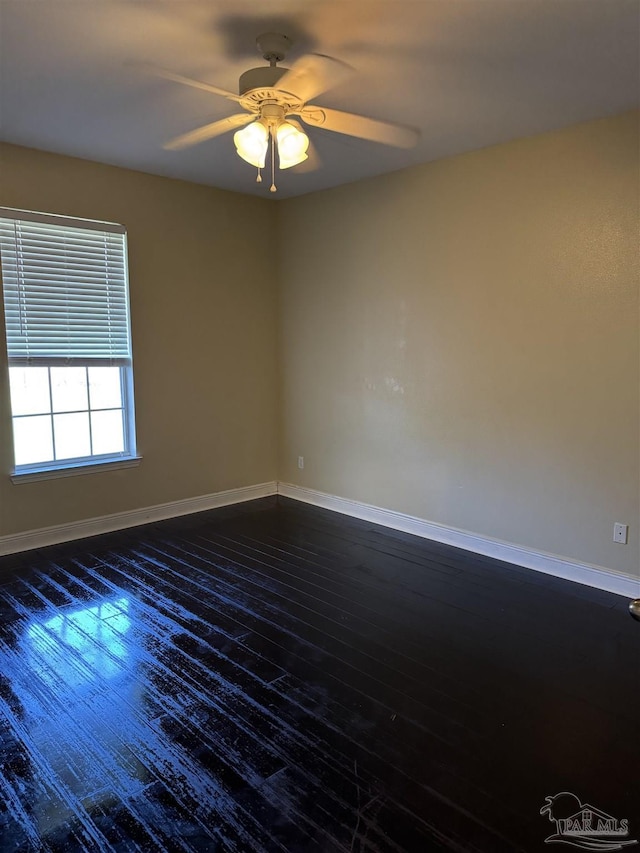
[238,66,305,113]
[239,66,287,96]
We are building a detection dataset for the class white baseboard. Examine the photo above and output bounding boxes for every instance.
[278,483,640,599]
[2,479,637,599]
[0,481,278,557]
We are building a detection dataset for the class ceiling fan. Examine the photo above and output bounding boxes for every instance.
[136,33,419,192]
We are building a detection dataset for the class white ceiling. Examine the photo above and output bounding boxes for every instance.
[1,1,638,200]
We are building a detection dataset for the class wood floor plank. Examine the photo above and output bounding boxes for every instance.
[1,496,638,852]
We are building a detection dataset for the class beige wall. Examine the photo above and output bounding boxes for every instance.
[0,143,279,536]
[278,111,639,578]
[1,113,638,579]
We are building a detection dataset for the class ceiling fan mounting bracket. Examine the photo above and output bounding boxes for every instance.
[255,32,292,64]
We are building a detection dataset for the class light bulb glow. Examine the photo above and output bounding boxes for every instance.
[276,122,309,169]
[234,121,269,168]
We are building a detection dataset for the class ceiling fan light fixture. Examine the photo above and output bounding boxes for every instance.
[276,121,309,169]
[234,120,268,168]
[150,33,419,190]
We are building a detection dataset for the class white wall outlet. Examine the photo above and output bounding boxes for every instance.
[297,456,304,469]
[613,522,628,544]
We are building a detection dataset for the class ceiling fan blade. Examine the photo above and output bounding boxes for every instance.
[277,54,352,103]
[164,113,253,151]
[129,61,242,103]
[300,106,419,148]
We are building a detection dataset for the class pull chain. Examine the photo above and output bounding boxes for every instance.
[256,167,262,183]
[270,125,277,193]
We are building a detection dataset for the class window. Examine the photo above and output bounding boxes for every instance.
[0,208,138,478]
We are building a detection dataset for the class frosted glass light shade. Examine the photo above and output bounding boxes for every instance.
[234,121,269,168]
[277,122,309,169]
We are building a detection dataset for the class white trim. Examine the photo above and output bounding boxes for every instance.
[11,456,142,484]
[0,482,277,556]
[277,483,640,599]
[0,206,125,233]
[2,478,637,599]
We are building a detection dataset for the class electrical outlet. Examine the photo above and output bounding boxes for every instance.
[297,456,304,469]
[613,523,628,544]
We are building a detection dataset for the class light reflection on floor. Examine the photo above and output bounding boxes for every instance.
[25,597,131,688]
[10,595,149,839]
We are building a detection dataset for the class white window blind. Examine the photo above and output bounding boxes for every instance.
[0,208,131,365]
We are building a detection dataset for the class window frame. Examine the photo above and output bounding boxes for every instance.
[0,207,139,481]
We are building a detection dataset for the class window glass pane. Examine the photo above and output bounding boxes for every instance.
[13,415,54,466]
[9,367,51,416]
[51,367,88,414]
[88,367,122,410]
[53,412,91,460]
[91,410,125,456]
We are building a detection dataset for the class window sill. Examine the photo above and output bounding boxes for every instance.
[11,456,142,484]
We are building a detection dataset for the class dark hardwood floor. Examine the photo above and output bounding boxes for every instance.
[0,496,638,852]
